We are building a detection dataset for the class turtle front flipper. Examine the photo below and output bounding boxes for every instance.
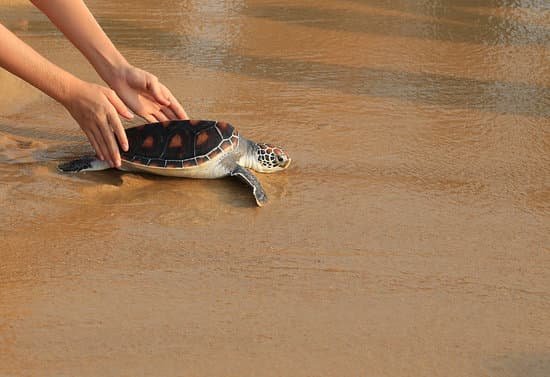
[231,165,268,207]
[58,156,110,173]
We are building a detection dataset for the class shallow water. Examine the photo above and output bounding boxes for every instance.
[1,1,549,376]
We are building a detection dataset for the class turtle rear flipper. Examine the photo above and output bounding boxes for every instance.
[231,165,268,207]
[58,157,110,173]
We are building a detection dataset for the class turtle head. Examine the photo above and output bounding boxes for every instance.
[251,143,291,173]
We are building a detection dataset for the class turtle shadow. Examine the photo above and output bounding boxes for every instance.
[52,165,125,186]
[163,175,260,208]
[217,177,262,208]
[136,174,260,208]
[216,173,291,209]
[60,169,259,208]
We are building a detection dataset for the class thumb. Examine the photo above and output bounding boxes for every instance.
[146,75,170,106]
[105,89,134,120]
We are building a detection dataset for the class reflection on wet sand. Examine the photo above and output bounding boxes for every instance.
[244,3,550,46]
[1,0,549,376]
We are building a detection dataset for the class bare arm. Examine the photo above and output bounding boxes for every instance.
[30,0,128,86]
[0,21,76,104]
[0,21,130,167]
[31,0,188,122]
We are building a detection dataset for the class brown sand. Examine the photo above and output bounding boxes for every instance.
[1,1,549,376]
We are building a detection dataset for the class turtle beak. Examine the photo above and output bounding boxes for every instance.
[281,158,291,169]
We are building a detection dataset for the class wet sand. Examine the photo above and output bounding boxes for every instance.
[1,1,549,376]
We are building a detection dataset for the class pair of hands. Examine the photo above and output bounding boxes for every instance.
[61,64,188,168]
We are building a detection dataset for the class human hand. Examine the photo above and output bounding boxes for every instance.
[106,64,188,122]
[61,79,133,168]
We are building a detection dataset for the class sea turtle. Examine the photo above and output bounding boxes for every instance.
[58,119,291,206]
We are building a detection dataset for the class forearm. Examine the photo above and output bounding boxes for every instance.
[0,22,79,103]
[30,0,128,84]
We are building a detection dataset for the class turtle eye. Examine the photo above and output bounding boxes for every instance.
[277,156,284,162]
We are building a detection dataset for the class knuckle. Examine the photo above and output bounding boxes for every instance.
[113,113,123,123]
[100,123,111,133]
[83,112,95,122]
[94,118,105,128]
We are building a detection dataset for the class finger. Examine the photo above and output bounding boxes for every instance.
[163,87,188,119]
[107,112,129,152]
[142,113,157,123]
[83,129,103,160]
[147,76,170,106]
[97,120,121,167]
[90,126,112,167]
[153,110,169,122]
[169,100,188,120]
[105,89,134,120]
[160,106,178,120]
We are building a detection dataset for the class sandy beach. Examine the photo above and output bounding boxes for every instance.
[1,1,549,376]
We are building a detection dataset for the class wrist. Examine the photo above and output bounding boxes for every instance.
[93,51,131,87]
[54,76,88,106]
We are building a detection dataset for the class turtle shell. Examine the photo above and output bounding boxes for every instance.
[121,120,239,168]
